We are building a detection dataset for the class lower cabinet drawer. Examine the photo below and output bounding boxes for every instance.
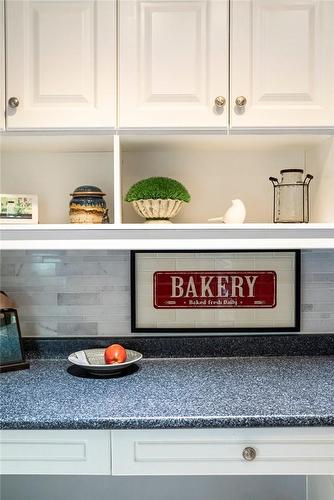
[112,428,334,476]
[0,430,111,475]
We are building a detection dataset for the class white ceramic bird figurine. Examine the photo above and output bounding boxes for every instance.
[208,199,246,224]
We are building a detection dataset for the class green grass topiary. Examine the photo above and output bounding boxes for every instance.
[125,177,191,203]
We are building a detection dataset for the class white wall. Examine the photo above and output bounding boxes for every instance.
[1,137,333,225]
[1,152,114,223]
[1,475,306,500]
[122,149,304,223]
[307,136,334,223]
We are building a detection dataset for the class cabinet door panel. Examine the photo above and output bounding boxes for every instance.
[0,0,4,130]
[0,430,111,475]
[119,0,229,128]
[112,428,334,476]
[231,0,334,128]
[6,0,116,129]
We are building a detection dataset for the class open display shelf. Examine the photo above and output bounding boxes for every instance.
[1,133,334,249]
[1,223,334,250]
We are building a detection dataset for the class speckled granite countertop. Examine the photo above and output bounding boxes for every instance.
[1,356,333,430]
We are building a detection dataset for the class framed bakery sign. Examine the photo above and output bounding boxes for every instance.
[131,250,301,333]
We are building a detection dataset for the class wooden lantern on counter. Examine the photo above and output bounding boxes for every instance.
[0,292,29,373]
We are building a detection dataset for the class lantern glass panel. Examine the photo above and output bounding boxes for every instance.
[276,184,305,223]
[270,169,313,223]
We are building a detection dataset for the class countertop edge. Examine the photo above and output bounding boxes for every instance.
[1,415,334,431]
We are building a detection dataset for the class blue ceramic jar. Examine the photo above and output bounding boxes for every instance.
[69,185,108,224]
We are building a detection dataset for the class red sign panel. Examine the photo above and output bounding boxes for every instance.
[153,271,277,309]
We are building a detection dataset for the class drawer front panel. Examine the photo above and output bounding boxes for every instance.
[112,428,334,476]
[2,441,86,461]
[0,430,111,475]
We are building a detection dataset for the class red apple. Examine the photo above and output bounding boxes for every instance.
[104,344,127,364]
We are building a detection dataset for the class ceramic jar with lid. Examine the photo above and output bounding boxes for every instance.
[69,185,108,224]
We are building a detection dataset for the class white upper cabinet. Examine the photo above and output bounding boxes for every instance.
[3,0,334,131]
[6,0,116,130]
[231,0,334,128]
[119,0,229,128]
[0,0,4,130]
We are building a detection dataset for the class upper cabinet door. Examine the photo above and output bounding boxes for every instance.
[231,0,334,128]
[6,0,116,130]
[119,0,229,128]
[0,0,4,130]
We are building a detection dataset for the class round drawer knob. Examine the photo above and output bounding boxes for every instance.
[8,97,20,109]
[215,96,226,108]
[242,447,256,461]
[235,96,247,107]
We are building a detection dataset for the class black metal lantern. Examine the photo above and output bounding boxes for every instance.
[269,169,313,223]
[0,292,29,373]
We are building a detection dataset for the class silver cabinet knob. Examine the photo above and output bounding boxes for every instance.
[242,447,256,461]
[235,96,247,107]
[215,96,226,108]
[8,97,20,108]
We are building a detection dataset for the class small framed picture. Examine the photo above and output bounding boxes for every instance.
[0,307,29,372]
[0,193,38,224]
[131,250,301,334]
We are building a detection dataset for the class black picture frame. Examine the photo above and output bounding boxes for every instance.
[0,308,30,373]
[131,250,301,334]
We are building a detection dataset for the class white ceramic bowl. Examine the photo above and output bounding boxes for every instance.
[68,348,142,375]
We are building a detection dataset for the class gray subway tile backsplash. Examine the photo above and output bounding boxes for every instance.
[57,293,102,306]
[57,322,98,336]
[1,250,334,337]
